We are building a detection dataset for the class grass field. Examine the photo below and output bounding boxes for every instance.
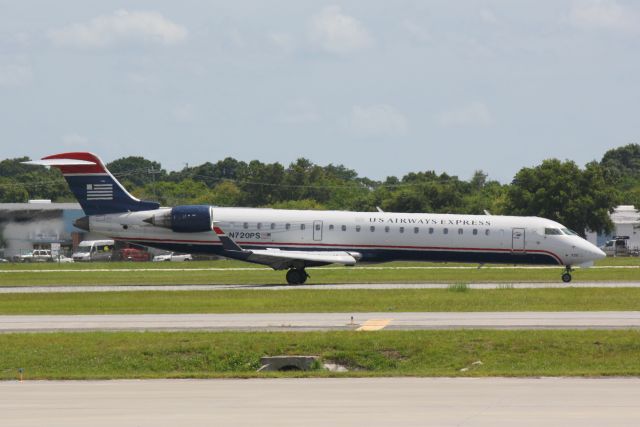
[1,259,639,286]
[1,330,639,380]
[1,287,640,314]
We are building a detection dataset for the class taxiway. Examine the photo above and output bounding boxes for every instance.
[1,311,639,332]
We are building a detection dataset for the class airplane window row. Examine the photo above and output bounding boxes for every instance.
[324,225,491,236]
[242,222,491,236]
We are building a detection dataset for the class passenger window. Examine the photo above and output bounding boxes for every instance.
[429,227,434,234]
[285,223,291,230]
[414,227,419,234]
[385,226,390,232]
[329,225,334,230]
[315,224,321,231]
[473,229,478,235]
[341,225,346,231]
[301,224,306,230]
[243,222,248,229]
[458,228,463,235]
[370,226,375,232]
[443,228,448,235]
[356,225,361,232]
[485,229,490,236]
[399,227,404,233]
[270,223,276,230]
[257,223,262,230]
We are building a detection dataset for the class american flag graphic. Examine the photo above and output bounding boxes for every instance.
[86,183,113,200]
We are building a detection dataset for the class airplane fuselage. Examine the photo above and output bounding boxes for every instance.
[86,207,602,267]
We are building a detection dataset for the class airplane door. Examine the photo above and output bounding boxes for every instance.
[313,220,323,241]
[512,228,525,252]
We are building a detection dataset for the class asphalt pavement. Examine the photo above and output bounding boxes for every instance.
[1,311,639,332]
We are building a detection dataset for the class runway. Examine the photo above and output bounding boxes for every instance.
[1,281,640,293]
[0,378,638,427]
[1,311,639,332]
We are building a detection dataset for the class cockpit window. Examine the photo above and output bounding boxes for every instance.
[545,228,563,235]
[561,228,578,236]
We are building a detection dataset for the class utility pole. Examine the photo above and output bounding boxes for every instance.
[149,166,160,199]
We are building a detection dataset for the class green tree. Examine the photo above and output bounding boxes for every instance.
[600,143,640,184]
[210,181,242,206]
[107,157,166,188]
[0,177,29,202]
[506,159,619,235]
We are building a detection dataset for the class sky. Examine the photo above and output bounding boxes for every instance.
[1,0,639,183]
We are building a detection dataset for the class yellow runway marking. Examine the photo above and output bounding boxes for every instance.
[357,318,392,331]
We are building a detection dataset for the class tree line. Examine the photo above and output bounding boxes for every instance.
[1,144,639,236]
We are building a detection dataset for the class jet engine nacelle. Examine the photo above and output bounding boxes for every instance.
[145,205,213,233]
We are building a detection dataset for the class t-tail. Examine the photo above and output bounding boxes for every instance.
[24,152,160,215]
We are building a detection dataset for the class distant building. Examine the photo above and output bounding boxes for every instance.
[586,205,640,249]
[0,201,103,258]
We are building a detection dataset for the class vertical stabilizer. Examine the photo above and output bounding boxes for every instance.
[24,152,160,215]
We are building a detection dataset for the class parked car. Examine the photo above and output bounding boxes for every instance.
[115,247,151,262]
[19,249,53,263]
[0,257,8,263]
[601,236,640,257]
[54,254,74,263]
[72,240,114,262]
[152,252,193,262]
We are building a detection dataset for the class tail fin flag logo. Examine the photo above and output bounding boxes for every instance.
[86,183,113,200]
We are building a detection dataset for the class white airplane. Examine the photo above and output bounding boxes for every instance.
[26,152,606,284]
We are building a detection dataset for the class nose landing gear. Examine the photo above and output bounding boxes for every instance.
[286,268,309,285]
[561,266,572,283]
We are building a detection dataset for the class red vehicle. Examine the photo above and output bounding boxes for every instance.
[116,248,151,262]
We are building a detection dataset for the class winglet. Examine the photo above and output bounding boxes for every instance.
[213,226,245,252]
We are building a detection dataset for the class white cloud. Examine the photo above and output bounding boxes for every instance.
[277,100,321,124]
[349,104,408,137]
[569,0,639,33]
[480,9,498,24]
[48,10,187,48]
[402,20,431,43]
[0,64,32,87]
[436,102,493,127]
[309,6,372,54]
[268,32,296,54]
[62,133,89,147]
[171,104,195,123]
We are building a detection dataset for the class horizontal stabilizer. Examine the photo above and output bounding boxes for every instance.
[22,159,97,167]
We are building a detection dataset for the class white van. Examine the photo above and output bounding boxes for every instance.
[72,240,115,262]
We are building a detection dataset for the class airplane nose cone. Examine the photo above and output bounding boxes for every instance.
[586,244,606,260]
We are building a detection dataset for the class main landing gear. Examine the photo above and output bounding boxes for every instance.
[561,266,572,283]
[286,268,309,285]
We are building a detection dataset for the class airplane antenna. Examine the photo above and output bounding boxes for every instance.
[483,210,491,215]
[376,206,384,213]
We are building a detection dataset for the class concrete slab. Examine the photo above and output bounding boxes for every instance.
[0,378,638,427]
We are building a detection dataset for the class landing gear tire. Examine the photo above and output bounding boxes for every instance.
[286,268,308,285]
[561,270,572,283]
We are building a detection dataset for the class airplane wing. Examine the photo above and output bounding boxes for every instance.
[212,225,360,270]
